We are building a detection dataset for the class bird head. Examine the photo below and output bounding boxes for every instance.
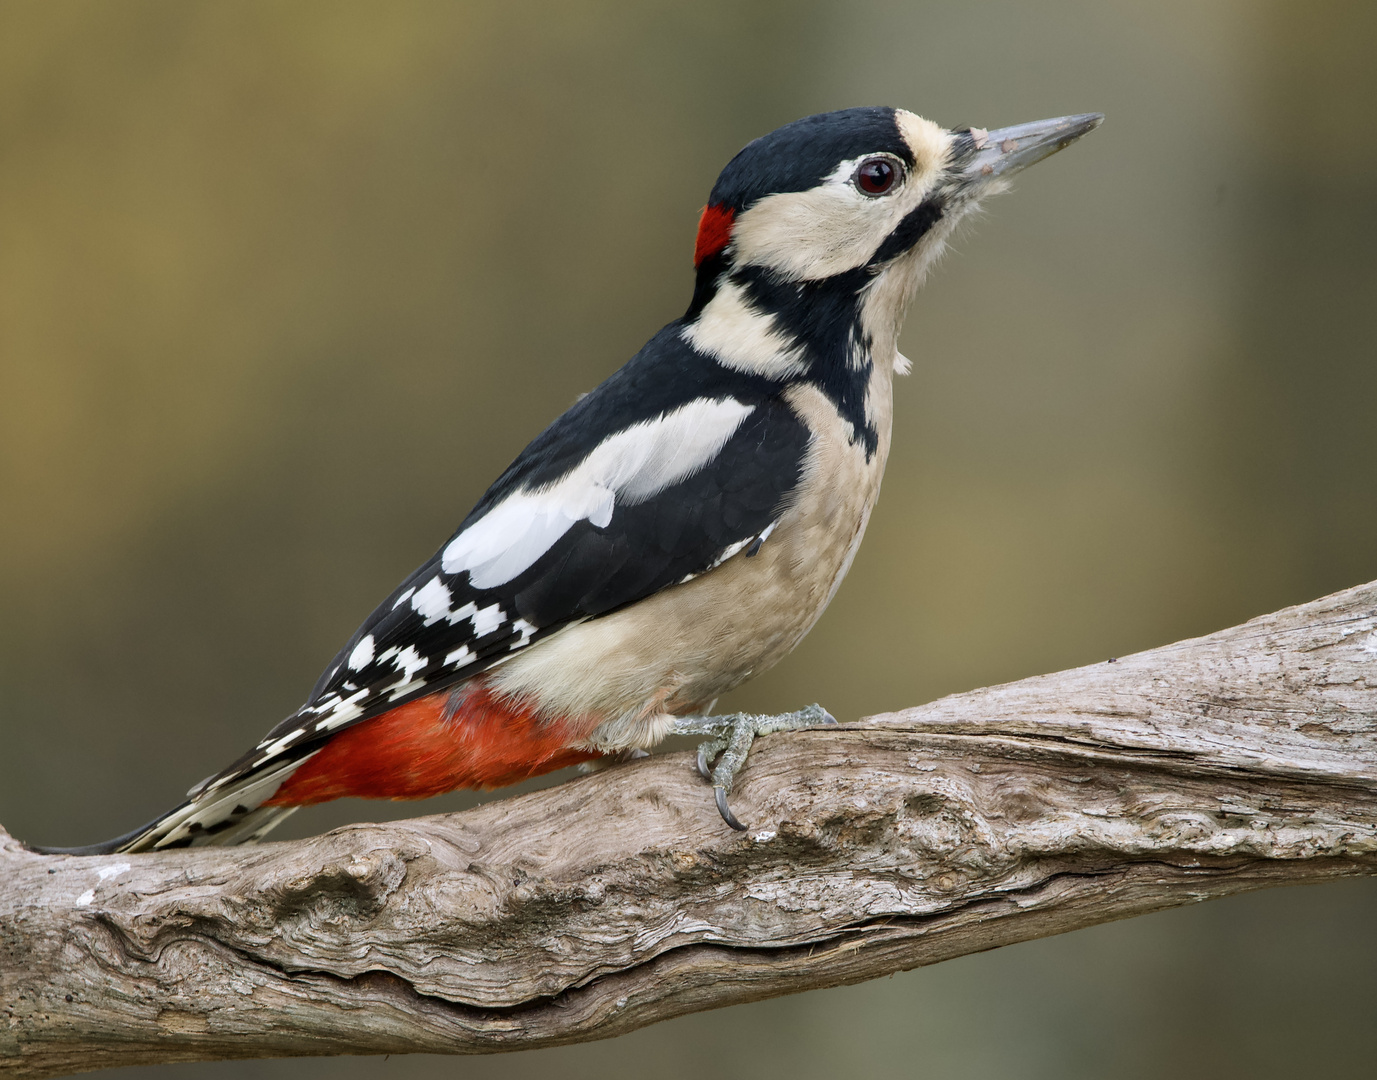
[684,107,1101,376]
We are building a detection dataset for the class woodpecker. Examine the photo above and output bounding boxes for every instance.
[38,106,1100,855]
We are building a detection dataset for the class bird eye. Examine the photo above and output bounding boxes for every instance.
[855,157,900,196]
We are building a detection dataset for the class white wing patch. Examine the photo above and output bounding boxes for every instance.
[309,686,372,732]
[442,397,756,588]
[410,577,453,623]
[472,603,505,636]
[443,644,475,668]
[378,644,428,699]
[347,634,375,671]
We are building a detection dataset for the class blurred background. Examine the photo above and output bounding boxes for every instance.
[2,0,1375,1076]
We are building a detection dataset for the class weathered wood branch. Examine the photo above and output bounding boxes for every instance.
[4,582,1377,1077]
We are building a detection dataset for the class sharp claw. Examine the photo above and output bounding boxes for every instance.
[697,746,714,781]
[715,786,747,831]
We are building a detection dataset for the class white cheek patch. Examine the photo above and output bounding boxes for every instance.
[731,179,905,281]
[442,397,756,589]
[731,118,953,282]
[682,279,808,378]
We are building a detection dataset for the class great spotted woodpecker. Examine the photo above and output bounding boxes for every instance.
[40,107,1100,854]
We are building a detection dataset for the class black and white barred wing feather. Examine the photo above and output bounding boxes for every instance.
[124,382,808,851]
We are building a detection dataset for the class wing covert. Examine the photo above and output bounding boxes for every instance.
[235,389,810,773]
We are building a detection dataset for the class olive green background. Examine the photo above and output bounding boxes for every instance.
[2,1,1375,1077]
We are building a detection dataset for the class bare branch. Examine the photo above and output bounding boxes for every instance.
[4,582,1377,1077]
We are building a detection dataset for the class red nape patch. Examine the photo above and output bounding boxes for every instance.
[693,203,735,267]
[265,680,600,805]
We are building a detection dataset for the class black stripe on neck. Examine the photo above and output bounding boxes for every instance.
[733,265,881,459]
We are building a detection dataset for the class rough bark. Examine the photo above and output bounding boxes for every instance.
[4,581,1377,1077]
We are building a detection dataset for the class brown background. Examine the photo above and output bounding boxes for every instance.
[2,1,1375,1076]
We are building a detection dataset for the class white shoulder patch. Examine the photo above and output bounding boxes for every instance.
[682,279,808,378]
[442,397,756,589]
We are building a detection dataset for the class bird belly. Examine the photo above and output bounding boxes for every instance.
[487,379,893,751]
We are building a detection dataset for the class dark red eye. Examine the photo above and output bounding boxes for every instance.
[855,157,898,195]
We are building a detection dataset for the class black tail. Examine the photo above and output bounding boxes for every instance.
[24,800,298,855]
[25,811,176,855]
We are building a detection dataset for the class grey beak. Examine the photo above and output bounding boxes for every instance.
[960,113,1103,181]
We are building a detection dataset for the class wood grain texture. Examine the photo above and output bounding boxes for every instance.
[4,581,1377,1077]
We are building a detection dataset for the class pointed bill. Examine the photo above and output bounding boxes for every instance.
[962,113,1103,181]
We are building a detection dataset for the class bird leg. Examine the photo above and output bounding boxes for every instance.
[671,704,837,830]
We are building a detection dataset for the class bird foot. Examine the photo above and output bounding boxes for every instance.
[671,704,837,830]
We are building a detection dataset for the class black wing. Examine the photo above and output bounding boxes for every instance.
[199,324,810,793]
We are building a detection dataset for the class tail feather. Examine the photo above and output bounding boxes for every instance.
[27,811,179,856]
[27,759,307,855]
[26,678,572,854]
